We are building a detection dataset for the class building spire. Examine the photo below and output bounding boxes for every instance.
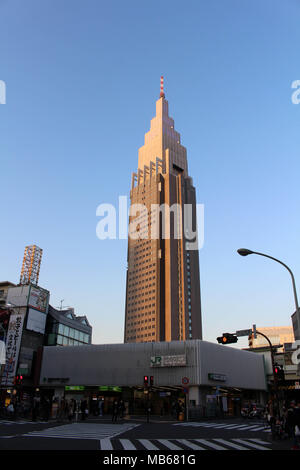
[160,75,165,98]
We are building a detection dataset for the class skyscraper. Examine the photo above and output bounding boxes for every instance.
[124,78,202,343]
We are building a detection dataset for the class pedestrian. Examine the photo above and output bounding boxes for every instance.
[98,399,104,417]
[291,401,300,450]
[68,401,74,422]
[32,395,40,422]
[80,399,88,420]
[43,397,51,422]
[118,400,125,419]
[7,402,14,419]
[286,402,296,439]
[112,400,119,423]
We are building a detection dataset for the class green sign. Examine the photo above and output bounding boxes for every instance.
[98,386,122,392]
[65,386,85,391]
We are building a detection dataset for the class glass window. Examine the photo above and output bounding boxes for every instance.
[79,331,84,342]
[63,336,68,346]
[58,324,64,335]
[64,326,70,337]
[57,335,63,345]
[84,334,89,343]
[69,328,75,339]
[74,329,79,340]
[69,338,74,346]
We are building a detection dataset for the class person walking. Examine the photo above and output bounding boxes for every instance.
[112,400,119,423]
[98,399,104,417]
[118,400,125,420]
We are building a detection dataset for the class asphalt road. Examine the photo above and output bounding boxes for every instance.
[0,417,295,452]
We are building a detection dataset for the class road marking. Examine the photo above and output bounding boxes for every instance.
[176,439,205,450]
[157,439,182,450]
[120,439,137,450]
[213,438,250,450]
[247,438,271,445]
[138,439,159,450]
[232,439,271,450]
[100,438,113,450]
[195,439,228,450]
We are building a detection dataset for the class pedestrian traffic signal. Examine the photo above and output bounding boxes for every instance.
[14,375,23,385]
[274,364,285,382]
[217,333,238,345]
[144,375,149,386]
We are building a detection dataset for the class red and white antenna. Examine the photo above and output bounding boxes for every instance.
[160,76,165,98]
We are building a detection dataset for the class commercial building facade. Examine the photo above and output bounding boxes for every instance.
[0,283,92,408]
[38,340,267,417]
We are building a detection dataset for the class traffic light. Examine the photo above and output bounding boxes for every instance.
[274,364,285,382]
[150,376,154,386]
[144,375,149,386]
[14,375,23,385]
[217,333,238,345]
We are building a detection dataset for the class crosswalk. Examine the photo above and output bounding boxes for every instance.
[174,421,271,433]
[21,422,140,440]
[99,437,272,451]
[0,420,46,426]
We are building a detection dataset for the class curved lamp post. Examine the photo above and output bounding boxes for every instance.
[237,248,299,322]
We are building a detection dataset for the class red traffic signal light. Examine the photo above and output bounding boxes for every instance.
[144,375,149,386]
[150,376,154,386]
[274,364,285,381]
[14,375,23,385]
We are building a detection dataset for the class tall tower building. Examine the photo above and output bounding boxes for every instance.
[124,78,202,343]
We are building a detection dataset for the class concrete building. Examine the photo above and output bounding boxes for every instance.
[0,281,16,308]
[0,284,92,408]
[45,305,92,347]
[38,340,267,417]
[248,326,295,352]
[124,79,202,343]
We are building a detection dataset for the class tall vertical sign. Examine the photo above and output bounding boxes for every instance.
[1,312,25,386]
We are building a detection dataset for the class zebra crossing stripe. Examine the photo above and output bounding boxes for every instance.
[176,439,205,450]
[100,438,113,450]
[213,439,250,450]
[120,439,137,450]
[194,439,228,450]
[138,439,159,451]
[247,438,271,445]
[247,426,266,431]
[232,439,270,450]
[157,439,182,450]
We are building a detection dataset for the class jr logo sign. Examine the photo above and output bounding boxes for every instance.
[150,356,162,367]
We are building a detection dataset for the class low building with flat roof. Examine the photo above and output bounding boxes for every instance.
[38,340,267,418]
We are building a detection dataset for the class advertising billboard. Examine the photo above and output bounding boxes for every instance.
[26,308,47,335]
[1,312,25,386]
[28,286,49,313]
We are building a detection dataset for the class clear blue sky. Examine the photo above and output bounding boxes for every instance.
[1,0,300,346]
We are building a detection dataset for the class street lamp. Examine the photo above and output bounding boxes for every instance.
[237,248,300,339]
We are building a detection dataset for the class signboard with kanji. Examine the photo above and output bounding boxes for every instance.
[1,312,25,386]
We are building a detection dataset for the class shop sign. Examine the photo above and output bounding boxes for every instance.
[208,373,227,382]
[98,386,122,392]
[150,355,186,368]
[1,312,25,386]
[65,386,85,391]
